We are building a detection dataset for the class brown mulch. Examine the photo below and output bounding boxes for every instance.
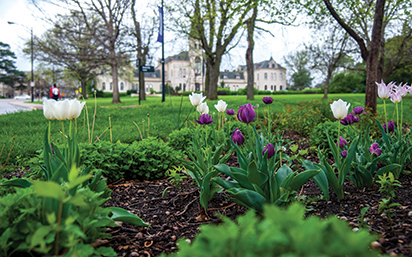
[103,129,412,257]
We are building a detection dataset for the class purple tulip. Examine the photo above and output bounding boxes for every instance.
[263,143,275,159]
[369,143,383,156]
[196,114,213,125]
[231,128,245,146]
[383,121,395,133]
[226,109,235,115]
[341,150,347,158]
[237,103,256,124]
[340,113,359,125]
[352,106,364,115]
[337,136,347,148]
[262,97,273,105]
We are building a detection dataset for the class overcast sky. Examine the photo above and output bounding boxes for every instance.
[0,0,313,73]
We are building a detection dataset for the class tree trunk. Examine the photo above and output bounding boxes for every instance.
[80,77,88,99]
[246,7,257,101]
[204,58,209,94]
[365,0,385,113]
[207,60,219,100]
[323,66,333,99]
[111,58,121,104]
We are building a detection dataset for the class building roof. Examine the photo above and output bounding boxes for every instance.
[219,70,244,80]
[164,51,189,64]
[239,57,285,71]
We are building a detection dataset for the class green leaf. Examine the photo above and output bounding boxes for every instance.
[247,161,261,186]
[290,144,298,152]
[106,207,150,227]
[66,193,87,207]
[0,178,32,188]
[226,188,266,213]
[275,164,293,185]
[289,169,319,190]
[68,174,92,190]
[302,160,329,200]
[375,164,401,177]
[33,181,65,201]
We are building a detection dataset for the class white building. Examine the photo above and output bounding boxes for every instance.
[95,40,287,93]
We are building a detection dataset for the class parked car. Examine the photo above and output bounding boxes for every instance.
[14,94,31,100]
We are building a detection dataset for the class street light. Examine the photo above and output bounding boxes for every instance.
[7,21,34,102]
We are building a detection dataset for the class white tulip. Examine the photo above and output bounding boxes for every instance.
[189,92,206,107]
[52,99,71,121]
[43,99,56,120]
[197,102,209,114]
[68,99,86,120]
[330,99,350,120]
[214,100,227,113]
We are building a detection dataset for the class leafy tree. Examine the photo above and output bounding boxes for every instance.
[0,42,26,88]
[290,68,313,90]
[26,12,105,99]
[329,73,365,93]
[168,0,254,100]
[306,24,357,99]
[297,0,412,113]
[284,50,312,90]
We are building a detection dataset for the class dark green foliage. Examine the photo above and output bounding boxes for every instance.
[0,183,117,257]
[166,127,193,155]
[310,120,350,151]
[279,99,335,137]
[161,203,387,257]
[80,138,183,182]
[329,73,365,93]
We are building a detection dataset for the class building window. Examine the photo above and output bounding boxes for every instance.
[146,85,149,92]
[110,82,112,90]
[272,64,275,68]
[195,57,201,75]
[183,83,186,91]
[223,75,228,79]
[264,73,267,80]
[270,73,273,80]
[274,73,277,81]
[120,82,124,91]
[183,69,186,78]
[280,73,283,81]
[179,83,182,90]
[280,85,283,90]
[179,69,182,78]
[271,85,273,90]
[264,85,267,90]
[102,82,106,90]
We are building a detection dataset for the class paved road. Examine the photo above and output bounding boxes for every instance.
[0,99,38,115]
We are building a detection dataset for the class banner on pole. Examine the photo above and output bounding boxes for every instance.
[157,6,163,43]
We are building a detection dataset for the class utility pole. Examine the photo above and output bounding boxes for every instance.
[161,0,165,102]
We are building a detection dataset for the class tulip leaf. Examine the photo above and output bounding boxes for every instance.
[247,161,261,186]
[302,160,329,200]
[289,169,319,190]
[375,119,392,150]
[0,178,32,188]
[226,188,266,213]
[375,164,401,177]
[106,207,150,227]
[275,164,293,185]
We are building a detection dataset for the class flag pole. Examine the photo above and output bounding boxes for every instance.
[161,0,165,103]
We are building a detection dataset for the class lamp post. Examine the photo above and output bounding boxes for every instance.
[7,22,34,102]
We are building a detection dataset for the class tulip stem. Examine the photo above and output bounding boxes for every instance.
[267,105,271,138]
[337,121,341,152]
[400,100,403,137]
[383,99,388,131]
[396,103,400,137]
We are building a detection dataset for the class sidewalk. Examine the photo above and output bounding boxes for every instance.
[8,101,43,110]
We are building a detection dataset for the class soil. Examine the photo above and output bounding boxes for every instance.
[2,129,412,257]
[103,129,412,257]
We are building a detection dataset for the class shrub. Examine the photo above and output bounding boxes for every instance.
[125,137,183,180]
[278,99,335,137]
[310,120,350,151]
[0,180,117,256]
[79,138,183,182]
[238,87,259,95]
[258,90,272,95]
[126,89,138,95]
[161,203,386,257]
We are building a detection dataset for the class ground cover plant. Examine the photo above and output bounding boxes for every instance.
[1,86,412,256]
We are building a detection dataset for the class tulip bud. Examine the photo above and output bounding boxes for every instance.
[196,114,213,125]
[237,103,256,124]
[263,143,275,159]
[231,128,245,146]
[226,109,235,115]
[330,99,350,120]
[341,150,348,158]
[214,100,228,113]
[369,143,383,156]
[262,97,273,105]
[189,92,206,107]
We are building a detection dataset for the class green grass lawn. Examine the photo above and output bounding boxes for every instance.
[1,93,411,167]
